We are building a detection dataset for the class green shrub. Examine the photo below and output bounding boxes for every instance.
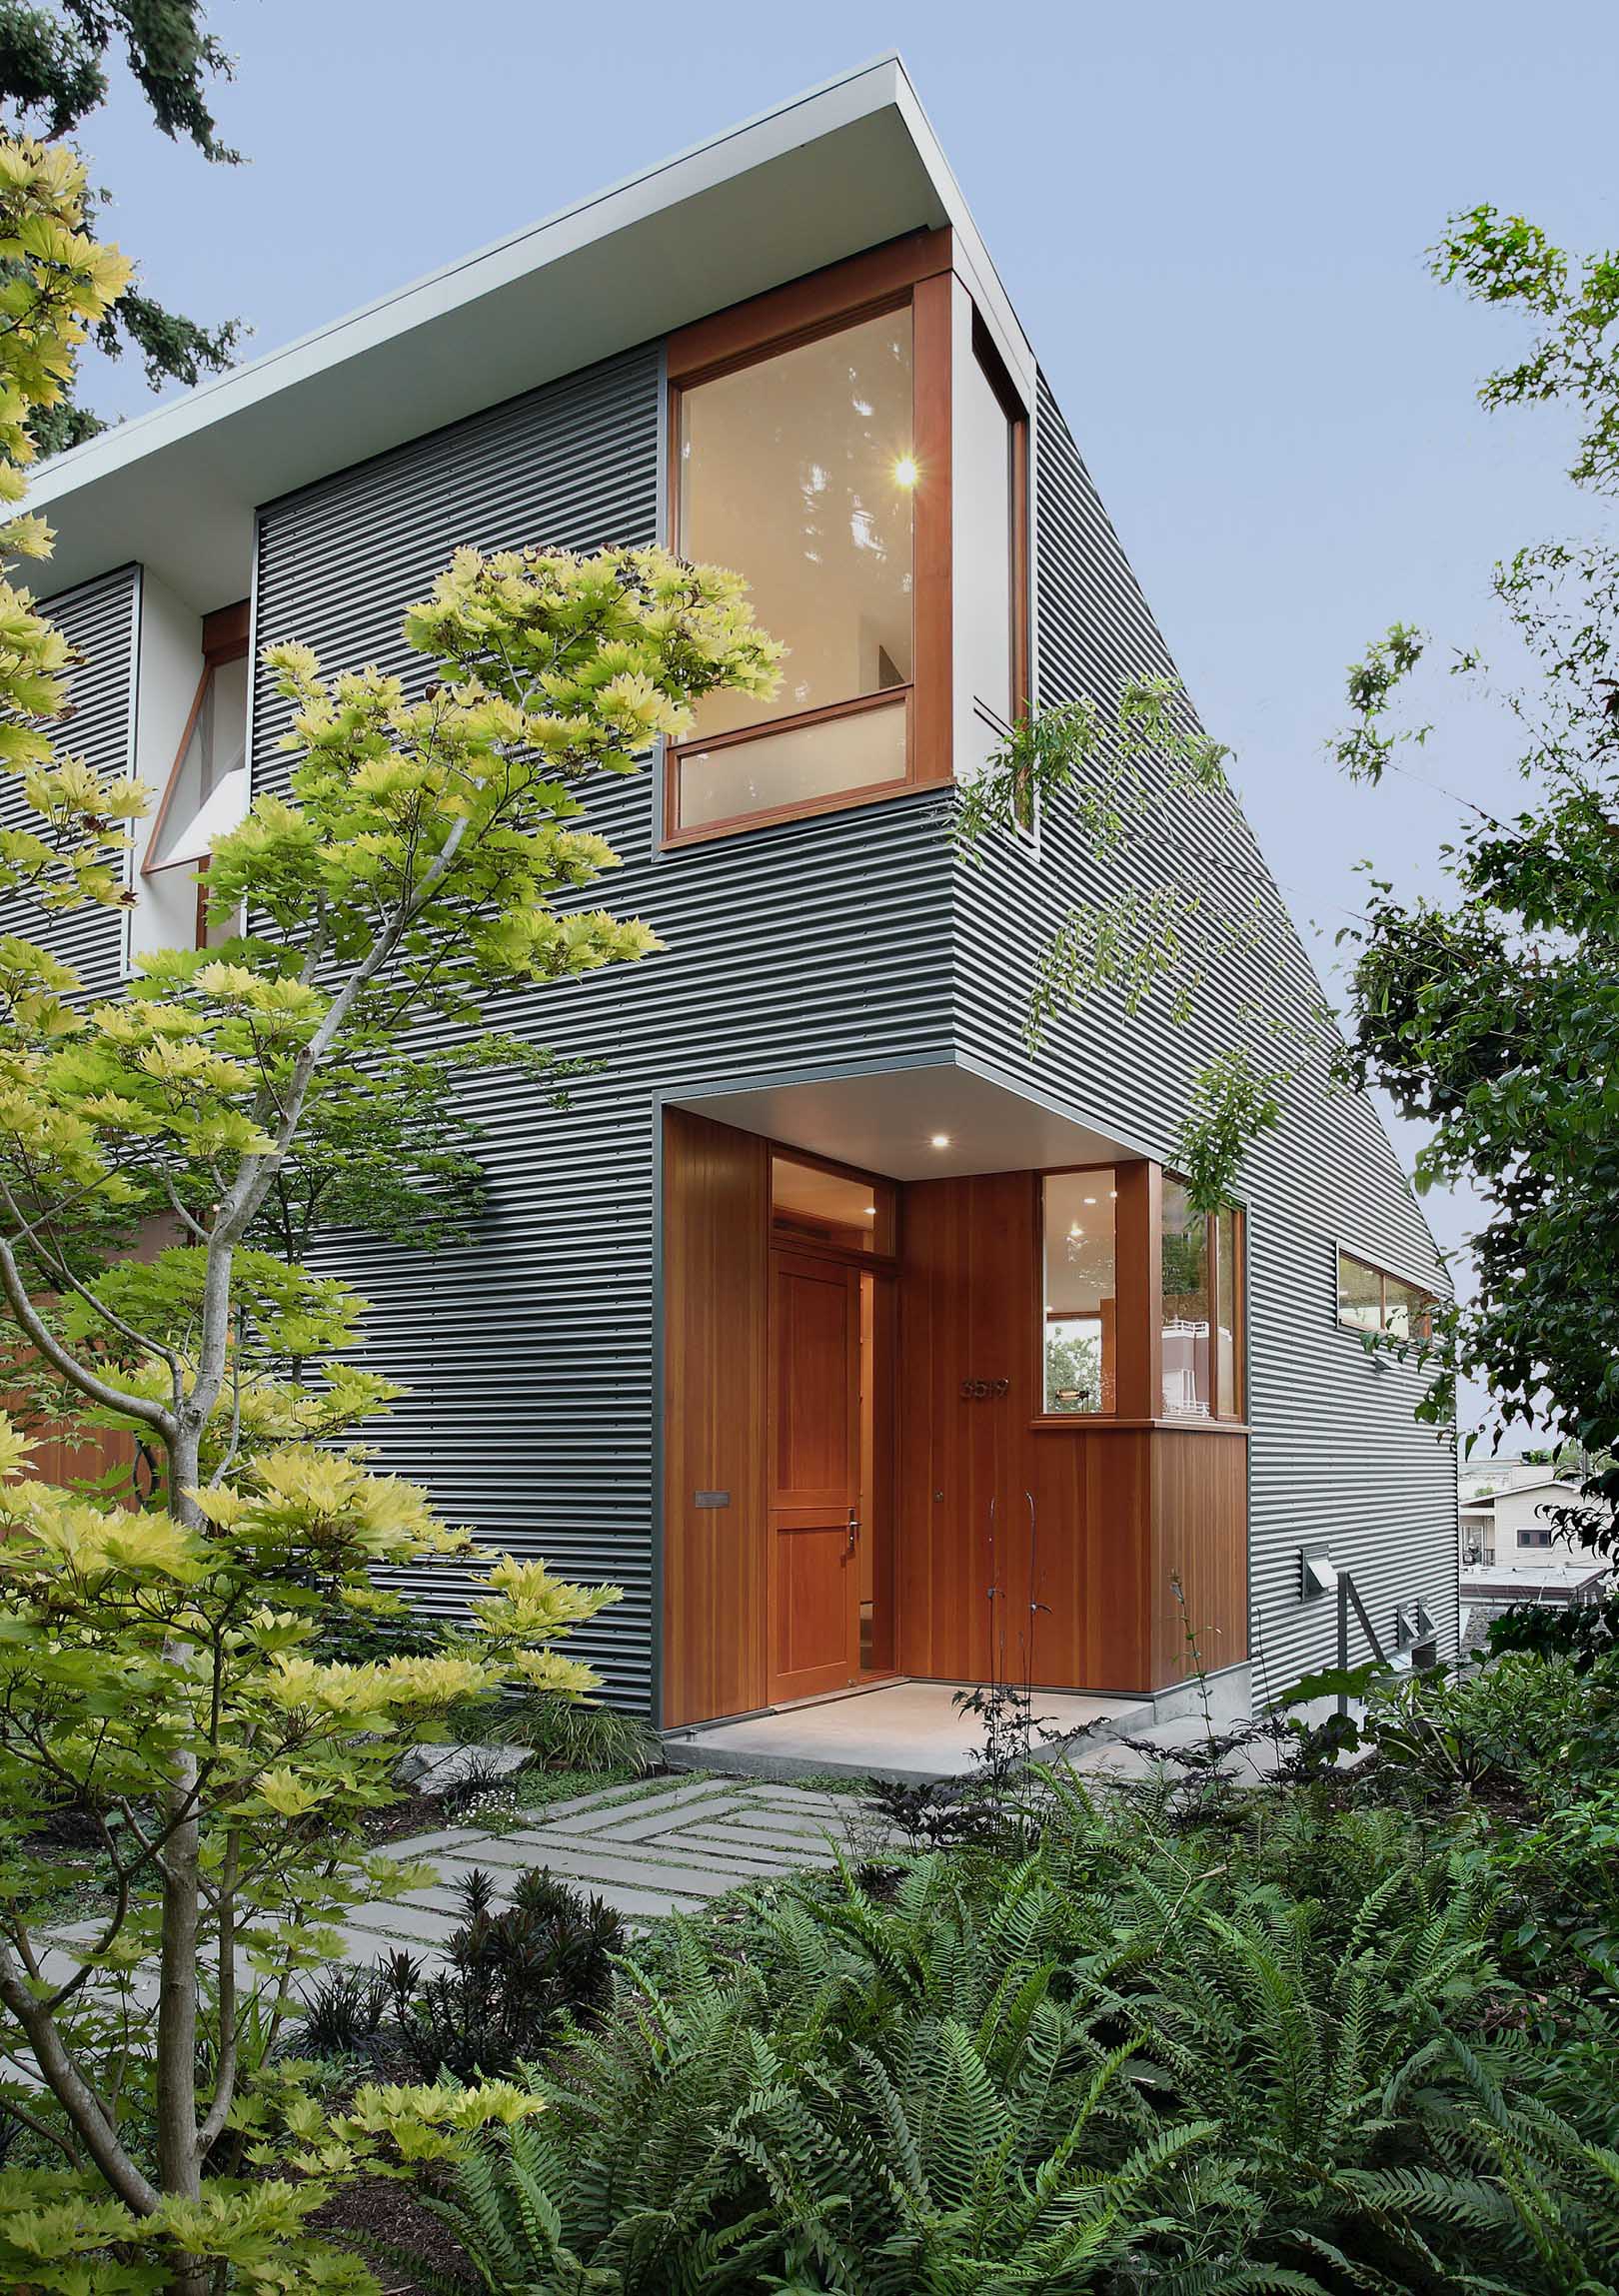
[432,1779,1619,2294]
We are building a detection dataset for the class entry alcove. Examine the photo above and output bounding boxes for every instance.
[660,1107,1248,1728]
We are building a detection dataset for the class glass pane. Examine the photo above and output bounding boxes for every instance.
[773,1155,881,1252]
[957,341,1014,765]
[1216,1209,1240,1418]
[1161,1179,1211,1417]
[1338,1252,1382,1332]
[150,653,250,870]
[1041,1171,1117,1414]
[680,309,914,739]
[677,699,906,831]
[1384,1276,1428,1341]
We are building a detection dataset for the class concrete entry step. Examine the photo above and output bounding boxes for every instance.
[663,1679,1157,1784]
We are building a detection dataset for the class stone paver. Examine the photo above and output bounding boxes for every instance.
[363,1773,864,1945]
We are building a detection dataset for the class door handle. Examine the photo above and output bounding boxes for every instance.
[846,1509,859,1554]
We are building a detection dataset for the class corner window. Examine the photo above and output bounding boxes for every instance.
[142,603,249,949]
[1161,1178,1245,1422]
[957,318,1024,772]
[1041,1170,1118,1414]
[1337,1249,1434,1341]
[671,305,917,838]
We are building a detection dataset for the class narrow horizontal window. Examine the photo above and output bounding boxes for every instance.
[772,1153,892,1255]
[1336,1248,1435,1340]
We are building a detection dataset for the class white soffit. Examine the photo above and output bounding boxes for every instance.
[670,1062,1130,1183]
[30,54,1032,612]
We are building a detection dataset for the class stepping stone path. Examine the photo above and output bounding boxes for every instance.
[338,1772,871,1959]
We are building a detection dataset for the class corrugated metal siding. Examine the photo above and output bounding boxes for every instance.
[1247,1216,1458,1692]
[2,566,138,995]
[252,349,953,1710]
[963,372,1457,1681]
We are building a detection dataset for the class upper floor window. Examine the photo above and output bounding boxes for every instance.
[671,305,919,840]
[664,232,1027,847]
[142,601,249,949]
[957,319,1023,764]
[1336,1248,1434,1342]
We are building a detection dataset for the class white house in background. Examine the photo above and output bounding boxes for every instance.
[1459,1475,1612,1568]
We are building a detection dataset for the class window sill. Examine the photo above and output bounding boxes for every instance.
[661,767,938,850]
[1028,1415,1250,1436]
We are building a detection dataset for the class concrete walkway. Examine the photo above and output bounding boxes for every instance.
[341,1771,870,1952]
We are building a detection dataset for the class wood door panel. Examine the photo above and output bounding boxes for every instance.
[662,1109,769,1728]
[775,1259,855,1502]
[769,1249,860,1702]
[774,1521,852,1684]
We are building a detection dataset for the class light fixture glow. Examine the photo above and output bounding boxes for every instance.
[1083,1196,1097,1205]
[893,455,919,489]
[863,1205,876,1217]
[1069,1222,1082,1238]
[929,1133,950,1149]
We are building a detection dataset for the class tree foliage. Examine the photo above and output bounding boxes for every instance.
[1336,207,1619,1536]
[0,0,242,450]
[0,123,783,2291]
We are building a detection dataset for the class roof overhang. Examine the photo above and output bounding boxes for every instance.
[30,54,1032,612]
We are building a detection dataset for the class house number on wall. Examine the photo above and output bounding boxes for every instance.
[959,1378,1010,1401]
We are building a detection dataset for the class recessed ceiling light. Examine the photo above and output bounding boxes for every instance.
[930,1133,949,1149]
[1083,1196,1097,1205]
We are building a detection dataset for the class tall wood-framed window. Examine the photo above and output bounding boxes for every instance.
[665,231,1029,847]
[958,311,1031,798]
[141,600,250,948]
[1160,1177,1245,1423]
[1039,1166,1120,1415]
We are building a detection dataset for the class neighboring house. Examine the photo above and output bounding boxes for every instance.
[1459,1561,1609,1658]
[10,58,1456,1729]
[1461,1477,1612,1569]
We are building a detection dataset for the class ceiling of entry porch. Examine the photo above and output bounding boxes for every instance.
[667,1059,1135,1182]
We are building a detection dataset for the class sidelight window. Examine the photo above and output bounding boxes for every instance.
[1040,1170,1118,1414]
[1161,1179,1245,1422]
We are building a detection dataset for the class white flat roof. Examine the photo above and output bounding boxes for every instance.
[31,54,1033,611]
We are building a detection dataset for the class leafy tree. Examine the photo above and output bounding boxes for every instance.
[0,0,242,450]
[1334,209,1619,1544]
[0,127,783,2291]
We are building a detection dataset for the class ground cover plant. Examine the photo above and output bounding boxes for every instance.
[415,1616,1619,2296]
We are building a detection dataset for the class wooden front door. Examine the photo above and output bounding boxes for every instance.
[769,1248,861,1701]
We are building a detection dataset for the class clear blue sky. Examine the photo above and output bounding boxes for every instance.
[72,0,1619,1439]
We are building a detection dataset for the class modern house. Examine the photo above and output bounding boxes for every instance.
[12,58,1457,1745]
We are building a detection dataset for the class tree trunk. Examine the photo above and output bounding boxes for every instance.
[155,1422,207,2296]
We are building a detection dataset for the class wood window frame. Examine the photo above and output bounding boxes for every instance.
[769,1141,898,1270]
[664,231,956,848]
[140,600,249,950]
[1031,1162,1127,1425]
[966,307,1032,759]
[1336,1246,1435,1342]
[1159,1176,1248,1428]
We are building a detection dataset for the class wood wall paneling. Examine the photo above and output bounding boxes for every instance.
[661,1108,768,1726]
[1150,1427,1249,1689]
[896,1170,1157,1695]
